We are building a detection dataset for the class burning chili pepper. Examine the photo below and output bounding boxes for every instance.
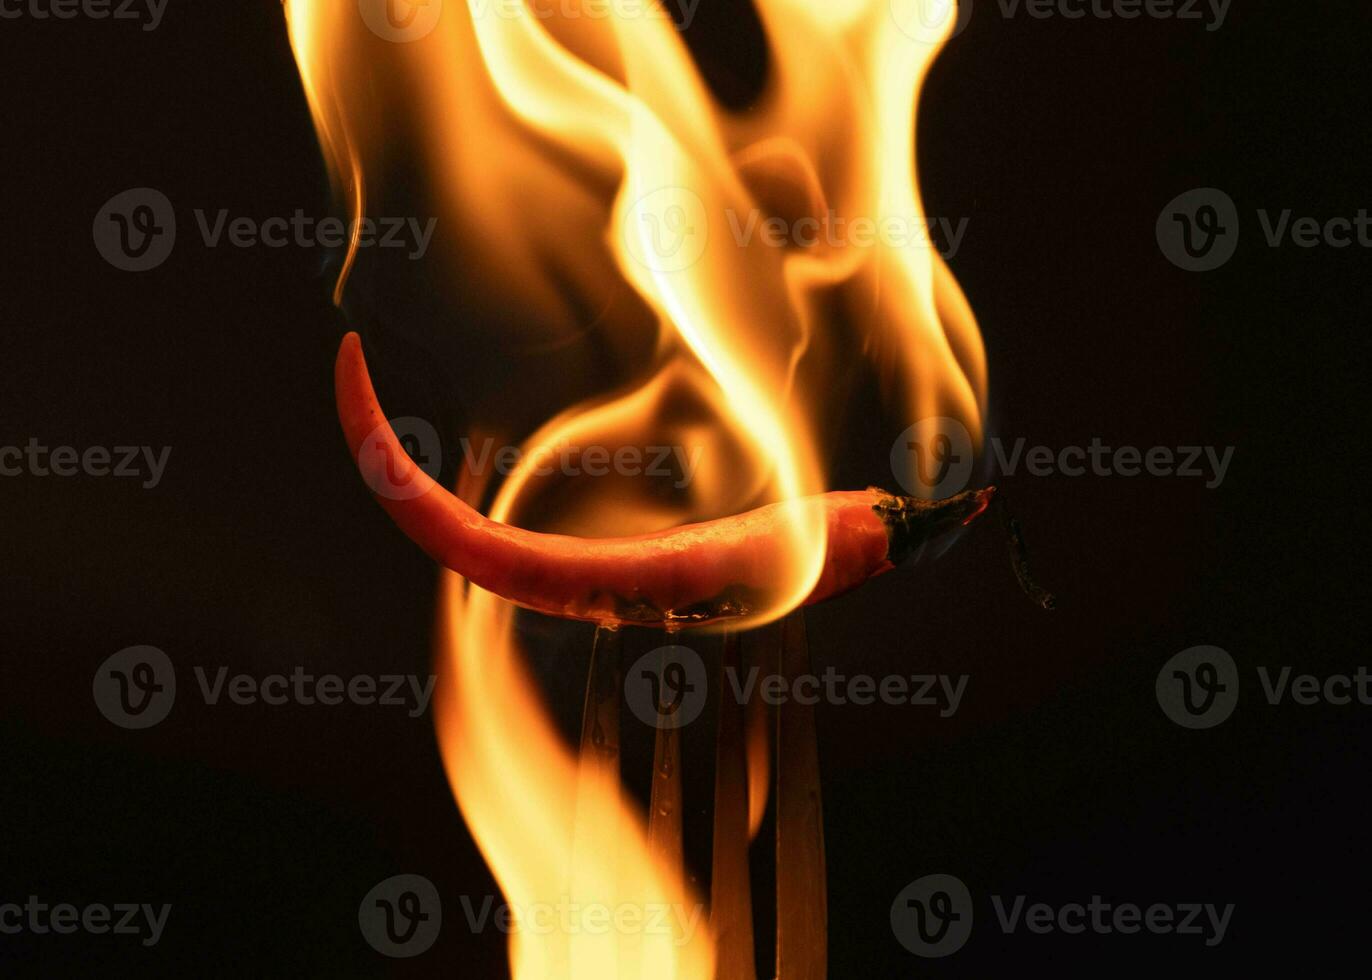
[335,332,1052,626]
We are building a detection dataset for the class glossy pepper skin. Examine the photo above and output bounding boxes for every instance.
[336,332,994,628]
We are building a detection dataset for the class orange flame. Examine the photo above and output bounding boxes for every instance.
[289,1,983,975]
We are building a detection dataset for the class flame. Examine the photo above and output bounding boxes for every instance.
[288,1,983,976]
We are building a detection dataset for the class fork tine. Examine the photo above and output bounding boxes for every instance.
[775,611,827,979]
[577,625,623,790]
[711,630,758,980]
[646,643,684,874]
[573,625,625,977]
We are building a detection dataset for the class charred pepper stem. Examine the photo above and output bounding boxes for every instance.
[873,485,1056,609]
[998,500,1057,610]
[872,486,995,564]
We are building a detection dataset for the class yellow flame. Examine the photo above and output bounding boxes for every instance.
[288,1,983,976]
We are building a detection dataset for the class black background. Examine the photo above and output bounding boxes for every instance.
[3,0,1370,975]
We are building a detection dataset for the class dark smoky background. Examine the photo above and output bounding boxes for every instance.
[2,1,1368,975]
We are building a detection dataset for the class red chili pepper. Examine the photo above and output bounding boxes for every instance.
[335,332,999,627]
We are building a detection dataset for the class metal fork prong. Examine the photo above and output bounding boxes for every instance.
[646,644,685,875]
[573,625,625,977]
[775,611,827,980]
[577,624,623,791]
[711,630,758,979]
